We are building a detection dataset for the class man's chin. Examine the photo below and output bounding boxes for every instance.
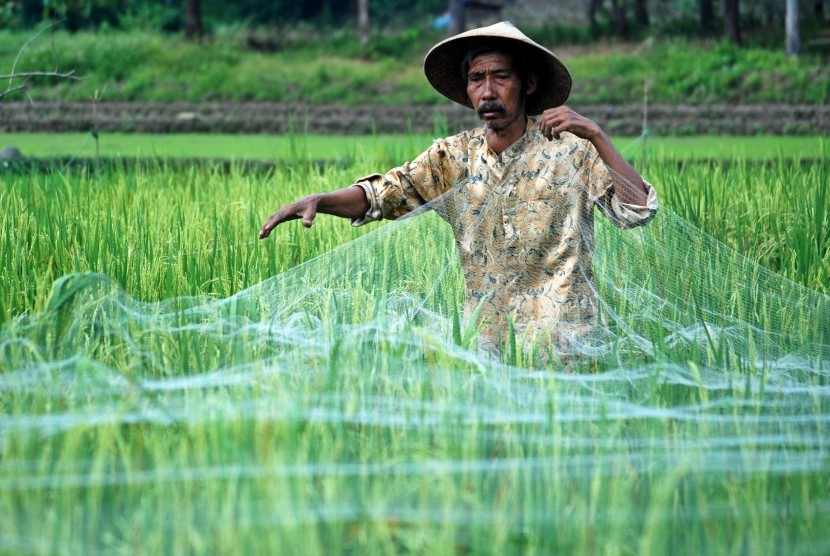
[480,114,507,130]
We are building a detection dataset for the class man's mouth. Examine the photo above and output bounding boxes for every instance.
[477,103,505,119]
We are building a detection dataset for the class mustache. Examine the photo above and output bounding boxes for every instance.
[477,102,506,117]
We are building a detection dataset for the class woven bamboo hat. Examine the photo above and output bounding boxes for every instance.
[423,21,572,116]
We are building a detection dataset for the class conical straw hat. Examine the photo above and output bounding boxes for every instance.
[423,21,572,116]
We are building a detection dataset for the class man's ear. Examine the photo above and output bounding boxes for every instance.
[525,73,538,96]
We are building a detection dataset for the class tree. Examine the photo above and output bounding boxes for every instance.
[724,0,742,45]
[185,0,203,41]
[764,0,779,25]
[448,0,465,36]
[588,0,605,37]
[633,0,649,27]
[610,0,629,39]
[786,0,800,57]
[358,0,370,49]
[700,0,715,32]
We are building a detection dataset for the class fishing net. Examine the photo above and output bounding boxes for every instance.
[1,141,829,553]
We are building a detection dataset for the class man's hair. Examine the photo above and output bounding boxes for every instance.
[460,40,533,92]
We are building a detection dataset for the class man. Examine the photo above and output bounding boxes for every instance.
[260,22,658,356]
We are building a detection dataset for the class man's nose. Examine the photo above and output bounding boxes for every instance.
[481,76,497,99]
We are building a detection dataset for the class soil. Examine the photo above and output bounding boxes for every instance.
[1,102,827,136]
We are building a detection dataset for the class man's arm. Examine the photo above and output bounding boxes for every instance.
[259,185,369,239]
[538,106,650,207]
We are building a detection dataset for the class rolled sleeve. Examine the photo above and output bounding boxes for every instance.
[350,176,384,227]
[580,140,659,229]
[607,178,659,228]
[348,166,428,227]
[349,136,469,227]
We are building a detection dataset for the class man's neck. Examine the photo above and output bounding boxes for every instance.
[484,115,528,155]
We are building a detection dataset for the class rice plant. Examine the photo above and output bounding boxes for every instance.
[0,150,828,554]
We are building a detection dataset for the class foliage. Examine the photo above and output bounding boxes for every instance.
[568,38,830,104]
[1,0,826,53]
[0,0,449,31]
[3,0,128,30]
[1,28,827,105]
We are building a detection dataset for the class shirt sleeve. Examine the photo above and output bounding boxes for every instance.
[350,135,469,226]
[580,139,659,229]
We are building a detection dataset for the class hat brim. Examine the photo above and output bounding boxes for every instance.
[423,23,572,116]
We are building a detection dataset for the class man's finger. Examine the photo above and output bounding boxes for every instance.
[301,206,317,228]
[543,115,562,140]
[259,214,279,239]
[544,120,561,140]
[259,210,290,239]
[259,198,320,238]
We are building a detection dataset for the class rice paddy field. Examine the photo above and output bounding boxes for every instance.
[1,134,828,554]
[1,132,826,162]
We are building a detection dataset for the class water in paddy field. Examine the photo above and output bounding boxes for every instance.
[1,171,829,553]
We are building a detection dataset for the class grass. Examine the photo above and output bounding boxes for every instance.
[1,27,828,104]
[1,132,826,162]
[0,143,828,553]
[565,39,830,105]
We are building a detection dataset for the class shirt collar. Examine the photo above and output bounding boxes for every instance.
[474,116,536,160]
[498,117,535,161]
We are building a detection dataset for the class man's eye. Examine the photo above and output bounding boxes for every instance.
[468,74,483,82]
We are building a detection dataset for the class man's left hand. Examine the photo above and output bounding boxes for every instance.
[539,106,601,142]
[541,106,650,206]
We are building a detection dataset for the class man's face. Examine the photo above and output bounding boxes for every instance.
[466,52,533,132]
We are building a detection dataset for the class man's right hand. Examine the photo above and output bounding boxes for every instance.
[259,194,321,239]
[258,186,371,240]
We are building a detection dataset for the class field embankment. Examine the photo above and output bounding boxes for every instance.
[2,101,829,135]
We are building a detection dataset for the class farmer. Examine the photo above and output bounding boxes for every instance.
[259,22,658,355]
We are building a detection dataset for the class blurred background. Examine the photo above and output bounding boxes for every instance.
[0,0,828,138]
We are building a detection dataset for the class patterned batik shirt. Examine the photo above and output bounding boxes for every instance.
[352,117,658,350]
